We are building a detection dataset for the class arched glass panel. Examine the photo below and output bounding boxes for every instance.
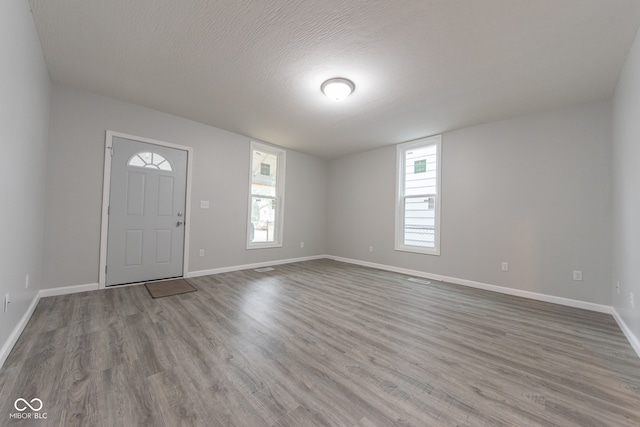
[127,152,173,171]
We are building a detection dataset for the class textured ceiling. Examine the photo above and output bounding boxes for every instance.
[29,0,640,159]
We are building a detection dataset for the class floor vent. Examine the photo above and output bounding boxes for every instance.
[255,267,275,273]
[407,277,431,285]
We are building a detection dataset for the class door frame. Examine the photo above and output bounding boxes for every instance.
[99,130,193,289]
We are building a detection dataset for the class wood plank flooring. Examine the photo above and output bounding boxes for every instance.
[1,259,639,426]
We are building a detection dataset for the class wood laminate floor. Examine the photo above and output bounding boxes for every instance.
[1,259,639,426]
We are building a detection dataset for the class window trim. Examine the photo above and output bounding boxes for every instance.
[247,141,286,249]
[395,135,442,255]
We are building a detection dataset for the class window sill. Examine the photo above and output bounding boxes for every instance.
[395,244,440,256]
[247,242,283,250]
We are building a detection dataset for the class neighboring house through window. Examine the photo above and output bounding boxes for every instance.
[247,141,285,248]
[396,135,442,255]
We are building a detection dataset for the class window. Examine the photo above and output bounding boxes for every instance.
[247,142,286,248]
[128,152,172,171]
[396,135,441,255]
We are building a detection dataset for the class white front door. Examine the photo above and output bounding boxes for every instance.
[106,137,188,286]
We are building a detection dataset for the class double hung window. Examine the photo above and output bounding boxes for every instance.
[247,142,285,248]
[396,135,442,255]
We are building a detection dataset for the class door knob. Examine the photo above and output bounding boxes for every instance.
[176,221,183,227]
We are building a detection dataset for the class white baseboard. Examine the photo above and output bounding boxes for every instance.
[0,292,40,369]
[39,282,100,298]
[187,255,326,278]
[611,308,640,359]
[327,256,612,314]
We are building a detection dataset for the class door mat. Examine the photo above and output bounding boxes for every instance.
[145,279,197,299]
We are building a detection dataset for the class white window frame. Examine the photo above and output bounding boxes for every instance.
[395,135,442,255]
[247,141,286,249]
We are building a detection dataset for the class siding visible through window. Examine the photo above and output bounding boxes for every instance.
[247,142,286,248]
[396,135,441,255]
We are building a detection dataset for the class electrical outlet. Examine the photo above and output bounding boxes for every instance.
[300,241,305,249]
[199,249,205,257]
[501,262,509,272]
[573,270,583,281]
[369,246,374,253]
[3,293,9,313]
[200,200,209,209]
[631,292,635,309]
[25,273,29,289]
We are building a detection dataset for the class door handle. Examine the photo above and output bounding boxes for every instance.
[176,221,183,227]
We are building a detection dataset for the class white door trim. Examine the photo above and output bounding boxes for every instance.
[99,130,193,289]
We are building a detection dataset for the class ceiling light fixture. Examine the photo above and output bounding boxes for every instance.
[321,78,355,101]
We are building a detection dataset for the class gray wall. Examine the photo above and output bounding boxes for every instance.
[328,101,612,305]
[612,26,640,341]
[0,1,51,358]
[43,85,328,288]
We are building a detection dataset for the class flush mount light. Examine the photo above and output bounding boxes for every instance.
[321,78,355,101]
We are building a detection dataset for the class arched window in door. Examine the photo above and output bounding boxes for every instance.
[127,152,173,171]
